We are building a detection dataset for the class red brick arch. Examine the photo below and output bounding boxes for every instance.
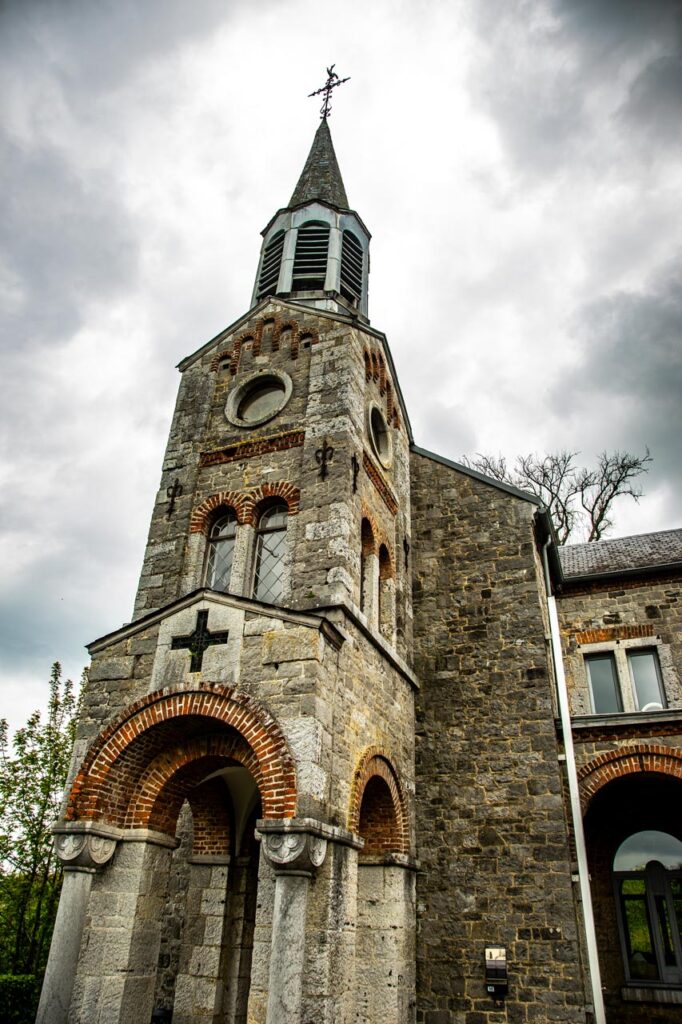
[190,482,300,534]
[349,748,409,856]
[66,684,297,830]
[578,744,682,812]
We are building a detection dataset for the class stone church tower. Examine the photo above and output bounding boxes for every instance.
[37,93,682,1024]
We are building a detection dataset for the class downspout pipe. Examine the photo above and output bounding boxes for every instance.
[541,536,606,1024]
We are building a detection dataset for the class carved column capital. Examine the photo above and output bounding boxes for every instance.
[54,831,117,872]
[261,830,328,877]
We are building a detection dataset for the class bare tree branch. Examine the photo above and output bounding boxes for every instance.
[461,449,652,544]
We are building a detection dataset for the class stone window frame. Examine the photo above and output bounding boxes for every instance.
[578,636,672,715]
[225,367,293,429]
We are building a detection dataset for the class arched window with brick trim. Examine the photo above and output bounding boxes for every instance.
[360,518,377,623]
[204,509,237,593]
[378,544,394,643]
[253,501,288,603]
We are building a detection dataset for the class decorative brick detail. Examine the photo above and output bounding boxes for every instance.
[578,743,682,810]
[200,430,305,468]
[66,684,297,831]
[364,344,402,432]
[574,623,656,645]
[349,748,409,856]
[363,451,398,516]
[190,481,301,534]
[210,316,319,374]
[189,491,253,532]
[250,482,301,522]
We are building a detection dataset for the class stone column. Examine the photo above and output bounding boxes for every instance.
[36,828,118,1024]
[67,832,175,1024]
[259,827,328,1024]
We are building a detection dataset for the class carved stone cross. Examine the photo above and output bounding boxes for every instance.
[170,609,229,672]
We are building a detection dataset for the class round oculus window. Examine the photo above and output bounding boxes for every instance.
[225,370,293,428]
[368,403,391,467]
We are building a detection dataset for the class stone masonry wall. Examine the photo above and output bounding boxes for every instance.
[131,298,413,663]
[410,450,587,1023]
[557,574,682,719]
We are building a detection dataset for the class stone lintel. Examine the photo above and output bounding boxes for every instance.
[54,821,178,851]
[256,816,363,850]
[357,852,420,871]
[187,854,232,866]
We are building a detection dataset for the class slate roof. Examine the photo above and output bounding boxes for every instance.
[289,120,349,210]
[559,529,682,578]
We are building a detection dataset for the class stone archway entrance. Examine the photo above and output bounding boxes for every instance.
[38,684,297,1024]
[582,753,682,1022]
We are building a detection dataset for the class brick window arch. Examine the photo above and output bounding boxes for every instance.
[190,483,300,534]
[578,744,682,812]
[349,749,409,857]
[66,684,297,830]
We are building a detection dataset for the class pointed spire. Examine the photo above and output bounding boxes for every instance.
[289,119,349,210]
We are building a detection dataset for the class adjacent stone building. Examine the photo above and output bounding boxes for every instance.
[37,110,682,1024]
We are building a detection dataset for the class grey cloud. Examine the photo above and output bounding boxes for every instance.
[0,0,236,96]
[619,53,682,144]
[0,138,139,353]
[469,0,682,178]
[558,257,682,522]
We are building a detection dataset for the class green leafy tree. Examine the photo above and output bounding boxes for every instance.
[0,663,79,979]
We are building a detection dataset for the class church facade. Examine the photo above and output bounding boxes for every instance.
[37,114,682,1024]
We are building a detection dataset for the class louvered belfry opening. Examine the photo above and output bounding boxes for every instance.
[292,221,330,291]
[257,230,285,298]
[340,229,363,305]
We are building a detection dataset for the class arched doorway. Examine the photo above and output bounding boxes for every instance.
[584,766,682,1021]
[64,685,296,1024]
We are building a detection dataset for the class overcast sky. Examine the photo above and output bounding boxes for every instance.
[2,0,681,724]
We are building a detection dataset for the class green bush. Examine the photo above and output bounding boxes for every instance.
[0,975,40,1024]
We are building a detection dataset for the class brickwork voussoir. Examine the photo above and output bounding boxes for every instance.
[66,684,297,829]
[578,743,682,810]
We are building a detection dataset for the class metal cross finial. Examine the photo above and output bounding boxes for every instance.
[308,64,350,120]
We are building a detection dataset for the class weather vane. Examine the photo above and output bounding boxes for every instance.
[308,64,350,120]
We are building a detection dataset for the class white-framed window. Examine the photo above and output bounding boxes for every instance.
[584,640,667,715]
[614,830,682,987]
